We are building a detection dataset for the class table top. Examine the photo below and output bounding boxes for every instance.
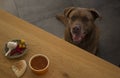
[0,9,120,78]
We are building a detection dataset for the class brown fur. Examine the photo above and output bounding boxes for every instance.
[56,7,101,54]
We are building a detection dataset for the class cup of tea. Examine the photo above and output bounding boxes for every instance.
[29,54,49,75]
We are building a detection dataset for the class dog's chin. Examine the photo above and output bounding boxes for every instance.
[71,33,85,44]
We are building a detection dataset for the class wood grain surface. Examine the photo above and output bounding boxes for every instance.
[0,9,120,78]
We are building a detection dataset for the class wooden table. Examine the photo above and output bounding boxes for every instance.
[0,9,120,78]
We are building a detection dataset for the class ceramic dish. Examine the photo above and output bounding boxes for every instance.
[4,39,27,59]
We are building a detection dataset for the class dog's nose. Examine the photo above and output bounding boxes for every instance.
[72,26,80,34]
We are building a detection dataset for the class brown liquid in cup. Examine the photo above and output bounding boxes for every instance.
[31,56,48,70]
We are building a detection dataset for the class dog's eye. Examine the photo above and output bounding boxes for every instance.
[71,16,77,21]
[82,16,89,22]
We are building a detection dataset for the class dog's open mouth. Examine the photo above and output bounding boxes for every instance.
[70,26,85,43]
[71,33,85,43]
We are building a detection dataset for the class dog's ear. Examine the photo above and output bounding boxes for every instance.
[89,9,102,21]
[64,7,75,18]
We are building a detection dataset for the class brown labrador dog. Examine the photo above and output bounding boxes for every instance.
[56,7,101,54]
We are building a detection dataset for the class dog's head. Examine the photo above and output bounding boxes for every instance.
[64,7,101,44]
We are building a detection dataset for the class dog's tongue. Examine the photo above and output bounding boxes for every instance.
[72,34,82,42]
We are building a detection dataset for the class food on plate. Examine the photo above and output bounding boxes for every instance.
[4,39,27,58]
